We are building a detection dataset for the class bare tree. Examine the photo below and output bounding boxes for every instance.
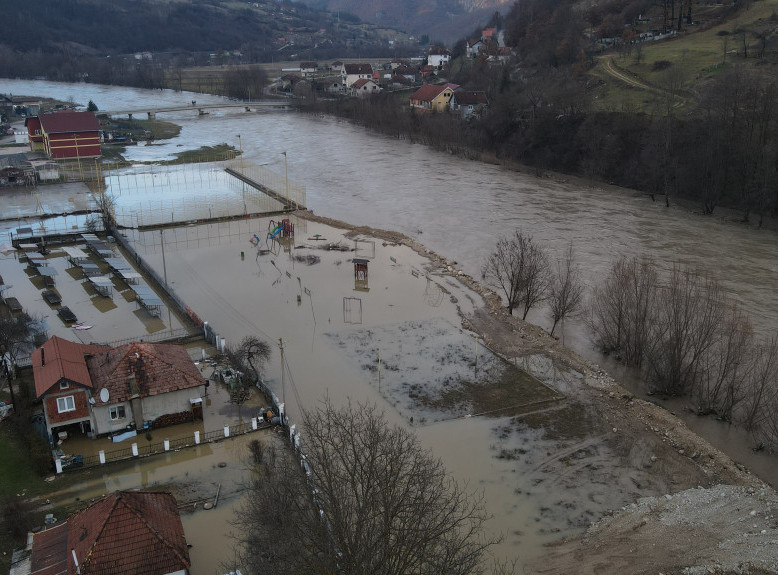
[692,303,754,418]
[235,400,499,575]
[644,266,724,396]
[0,312,39,409]
[481,231,550,319]
[589,256,658,366]
[548,242,585,337]
[224,336,272,417]
[738,336,778,435]
[225,336,272,384]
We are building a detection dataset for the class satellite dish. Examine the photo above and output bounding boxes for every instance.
[99,388,109,403]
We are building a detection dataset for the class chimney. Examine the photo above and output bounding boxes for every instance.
[41,347,45,366]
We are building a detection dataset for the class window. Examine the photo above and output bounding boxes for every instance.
[57,396,76,413]
[109,405,126,421]
[59,381,69,390]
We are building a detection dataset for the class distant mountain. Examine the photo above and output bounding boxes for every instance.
[0,0,411,59]
[296,0,513,42]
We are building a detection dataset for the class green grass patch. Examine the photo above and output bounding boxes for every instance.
[160,143,238,165]
[0,425,50,498]
[424,361,563,418]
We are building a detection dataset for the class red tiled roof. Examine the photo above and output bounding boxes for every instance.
[344,63,372,75]
[30,522,68,575]
[38,111,100,134]
[88,342,203,405]
[351,78,371,89]
[454,91,488,105]
[67,491,190,575]
[33,337,110,398]
[410,84,449,102]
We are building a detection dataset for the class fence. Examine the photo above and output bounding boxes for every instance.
[63,419,272,472]
[103,159,304,228]
[226,158,306,211]
[97,327,192,348]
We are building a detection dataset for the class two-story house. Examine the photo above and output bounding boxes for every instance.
[341,63,374,88]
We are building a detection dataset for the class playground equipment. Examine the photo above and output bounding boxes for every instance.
[267,218,294,240]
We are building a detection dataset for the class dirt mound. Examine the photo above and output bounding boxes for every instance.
[533,484,778,574]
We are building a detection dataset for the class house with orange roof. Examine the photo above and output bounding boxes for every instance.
[26,491,191,575]
[33,336,206,443]
[409,84,455,113]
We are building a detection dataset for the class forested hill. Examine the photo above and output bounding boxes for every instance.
[1,0,408,59]
[295,0,513,42]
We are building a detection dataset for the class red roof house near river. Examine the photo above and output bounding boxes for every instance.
[25,110,101,160]
[26,491,191,575]
[33,336,206,444]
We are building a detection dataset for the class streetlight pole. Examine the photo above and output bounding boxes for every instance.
[282,151,289,206]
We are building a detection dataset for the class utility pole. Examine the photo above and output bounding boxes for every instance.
[279,337,285,404]
[160,229,167,286]
[282,151,290,206]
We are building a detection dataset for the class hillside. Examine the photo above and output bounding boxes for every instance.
[587,0,778,113]
[0,0,410,60]
[296,0,513,42]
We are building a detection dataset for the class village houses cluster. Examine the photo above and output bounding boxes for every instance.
[272,27,511,119]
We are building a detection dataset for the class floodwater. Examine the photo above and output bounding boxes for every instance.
[127,216,596,568]
[44,432,261,575]
[3,79,778,571]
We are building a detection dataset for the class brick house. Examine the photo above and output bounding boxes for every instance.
[33,336,205,443]
[32,337,109,443]
[26,491,191,575]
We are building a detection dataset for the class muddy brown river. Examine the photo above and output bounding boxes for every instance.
[3,79,778,573]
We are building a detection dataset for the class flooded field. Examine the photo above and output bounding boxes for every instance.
[2,79,777,573]
[124,215,676,570]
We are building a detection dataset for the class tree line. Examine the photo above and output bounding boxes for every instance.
[304,59,778,222]
[480,230,778,449]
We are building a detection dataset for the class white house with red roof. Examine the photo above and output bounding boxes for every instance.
[26,491,190,575]
[32,336,205,443]
[427,47,451,69]
[341,63,373,88]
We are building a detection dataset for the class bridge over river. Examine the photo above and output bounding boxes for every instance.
[103,100,295,120]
